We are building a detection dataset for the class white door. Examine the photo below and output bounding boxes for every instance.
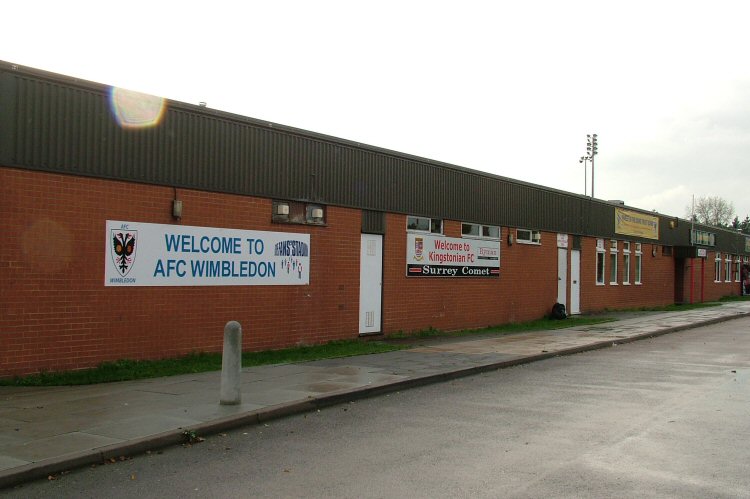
[359,234,383,335]
[557,248,567,308]
[570,250,581,315]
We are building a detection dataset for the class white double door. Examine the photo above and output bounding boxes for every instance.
[557,247,581,315]
[359,234,382,334]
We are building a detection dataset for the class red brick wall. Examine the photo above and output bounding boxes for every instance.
[381,222,690,334]
[382,215,558,334]
[5,167,734,377]
[697,252,743,302]
[1,167,361,377]
[579,239,675,312]
[673,253,742,304]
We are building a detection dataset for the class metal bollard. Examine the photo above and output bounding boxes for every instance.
[220,321,242,405]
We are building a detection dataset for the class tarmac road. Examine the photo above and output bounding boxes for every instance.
[6,317,750,498]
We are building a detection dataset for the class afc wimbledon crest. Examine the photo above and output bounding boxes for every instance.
[111,230,138,277]
[414,237,424,261]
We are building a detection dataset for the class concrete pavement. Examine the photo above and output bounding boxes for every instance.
[2,302,750,489]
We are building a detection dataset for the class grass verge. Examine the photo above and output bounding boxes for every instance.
[9,297,738,387]
[0,340,405,387]
[386,316,616,341]
[719,295,750,302]
[603,302,723,313]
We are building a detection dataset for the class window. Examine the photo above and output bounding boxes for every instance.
[623,242,631,285]
[407,216,442,234]
[596,239,605,285]
[635,243,642,284]
[715,252,722,282]
[462,222,500,240]
[482,225,500,239]
[273,200,326,225]
[516,228,541,244]
[725,254,732,282]
[691,229,716,246]
[609,240,618,284]
[734,257,741,282]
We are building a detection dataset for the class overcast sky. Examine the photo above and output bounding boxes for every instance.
[4,1,750,221]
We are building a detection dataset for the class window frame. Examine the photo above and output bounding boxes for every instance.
[272,200,327,226]
[725,254,732,283]
[516,228,541,245]
[734,256,741,282]
[622,241,631,285]
[407,216,443,234]
[596,239,606,285]
[715,252,722,282]
[634,242,643,284]
[461,222,500,240]
[691,229,716,246]
[609,240,618,285]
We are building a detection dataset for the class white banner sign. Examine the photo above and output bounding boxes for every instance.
[105,220,310,286]
[406,233,500,277]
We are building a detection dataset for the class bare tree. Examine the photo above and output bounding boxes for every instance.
[686,196,735,227]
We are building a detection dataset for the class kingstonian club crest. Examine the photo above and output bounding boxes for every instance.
[414,237,424,261]
[111,230,138,277]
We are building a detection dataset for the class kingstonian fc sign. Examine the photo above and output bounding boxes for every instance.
[105,220,310,286]
[406,233,499,277]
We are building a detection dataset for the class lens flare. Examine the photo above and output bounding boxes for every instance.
[109,87,166,128]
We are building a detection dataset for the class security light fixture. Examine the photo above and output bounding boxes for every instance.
[172,199,183,219]
[275,203,290,216]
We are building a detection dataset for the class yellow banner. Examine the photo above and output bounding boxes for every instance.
[615,208,659,240]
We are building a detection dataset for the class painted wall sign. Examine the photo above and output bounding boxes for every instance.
[406,234,499,277]
[614,208,659,240]
[106,220,310,286]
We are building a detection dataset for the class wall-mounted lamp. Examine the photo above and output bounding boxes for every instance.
[275,203,290,216]
[652,245,657,257]
[507,233,514,246]
[669,218,678,229]
[311,208,324,221]
[172,199,183,220]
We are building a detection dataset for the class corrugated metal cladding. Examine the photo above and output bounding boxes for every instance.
[1,62,748,254]
[361,211,385,234]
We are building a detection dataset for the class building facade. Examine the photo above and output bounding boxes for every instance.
[2,61,749,377]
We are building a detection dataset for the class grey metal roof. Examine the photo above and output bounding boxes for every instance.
[1,60,748,254]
